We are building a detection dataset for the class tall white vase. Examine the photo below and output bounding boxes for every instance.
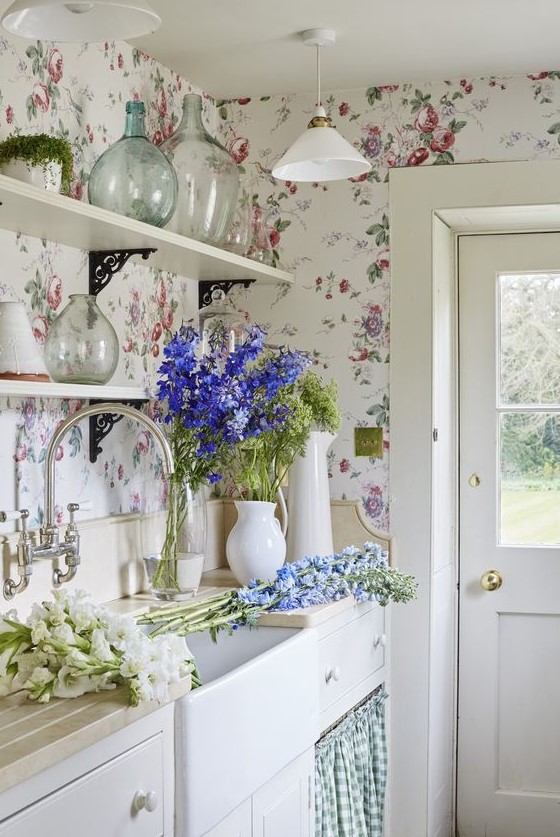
[226,497,288,586]
[286,430,336,563]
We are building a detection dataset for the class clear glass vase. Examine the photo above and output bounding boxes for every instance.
[198,287,245,355]
[43,294,119,385]
[221,175,253,255]
[88,100,178,228]
[142,477,207,601]
[246,204,273,265]
[161,93,240,245]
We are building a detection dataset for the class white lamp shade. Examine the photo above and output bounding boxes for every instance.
[1,0,161,42]
[272,123,372,183]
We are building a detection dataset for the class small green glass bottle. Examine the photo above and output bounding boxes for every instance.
[88,100,178,228]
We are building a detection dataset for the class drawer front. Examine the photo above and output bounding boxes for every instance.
[0,734,165,837]
[319,606,385,716]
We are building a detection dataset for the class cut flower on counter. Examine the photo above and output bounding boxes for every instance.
[0,589,198,706]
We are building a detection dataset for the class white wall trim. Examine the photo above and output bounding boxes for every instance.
[388,158,560,837]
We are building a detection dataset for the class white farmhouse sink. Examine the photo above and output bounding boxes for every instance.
[175,625,319,837]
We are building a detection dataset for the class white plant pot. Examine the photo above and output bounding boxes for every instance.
[286,430,336,562]
[1,158,62,192]
[226,499,288,586]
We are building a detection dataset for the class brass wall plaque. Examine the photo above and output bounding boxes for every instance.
[354,427,383,457]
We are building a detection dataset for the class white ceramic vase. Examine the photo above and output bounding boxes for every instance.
[1,159,62,192]
[0,301,49,380]
[226,495,288,585]
[286,430,336,563]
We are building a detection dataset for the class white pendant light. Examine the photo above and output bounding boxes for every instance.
[1,0,160,42]
[272,28,371,183]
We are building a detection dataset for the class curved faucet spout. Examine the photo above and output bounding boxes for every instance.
[43,402,174,528]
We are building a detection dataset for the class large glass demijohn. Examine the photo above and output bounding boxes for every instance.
[88,100,178,228]
[161,93,240,245]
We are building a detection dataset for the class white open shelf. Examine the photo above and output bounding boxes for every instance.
[0,380,150,400]
[0,174,294,287]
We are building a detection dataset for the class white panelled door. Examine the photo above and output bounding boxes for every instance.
[457,232,560,836]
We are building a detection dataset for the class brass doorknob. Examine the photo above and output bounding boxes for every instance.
[480,569,503,591]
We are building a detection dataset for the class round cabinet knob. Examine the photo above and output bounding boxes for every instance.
[480,569,503,592]
[373,633,387,649]
[133,790,158,813]
[325,665,341,684]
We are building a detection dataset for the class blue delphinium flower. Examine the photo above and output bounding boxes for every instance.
[138,542,418,643]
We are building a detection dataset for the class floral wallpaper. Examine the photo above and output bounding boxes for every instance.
[215,72,560,528]
[0,35,205,534]
[0,26,559,539]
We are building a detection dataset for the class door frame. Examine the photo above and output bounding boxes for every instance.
[388,159,560,837]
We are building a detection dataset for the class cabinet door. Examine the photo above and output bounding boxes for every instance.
[203,800,251,837]
[252,750,314,837]
[0,734,165,837]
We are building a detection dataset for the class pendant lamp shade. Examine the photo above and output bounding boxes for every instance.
[271,28,371,184]
[1,0,161,42]
[272,105,371,183]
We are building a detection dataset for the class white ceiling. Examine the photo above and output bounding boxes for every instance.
[133,0,560,99]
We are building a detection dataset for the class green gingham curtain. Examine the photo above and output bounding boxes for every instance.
[315,690,388,837]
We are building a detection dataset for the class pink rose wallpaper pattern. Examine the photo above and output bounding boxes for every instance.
[0,30,558,535]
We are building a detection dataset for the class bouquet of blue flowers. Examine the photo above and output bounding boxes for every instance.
[137,542,417,641]
[153,324,310,589]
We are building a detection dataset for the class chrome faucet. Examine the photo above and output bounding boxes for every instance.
[3,402,174,599]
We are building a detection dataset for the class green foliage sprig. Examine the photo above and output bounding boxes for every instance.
[0,133,73,192]
[298,371,341,434]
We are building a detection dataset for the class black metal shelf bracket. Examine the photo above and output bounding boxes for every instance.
[198,279,255,310]
[88,399,148,463]
[89,248,157,296]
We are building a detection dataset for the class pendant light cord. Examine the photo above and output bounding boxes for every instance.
[316,43,321,107]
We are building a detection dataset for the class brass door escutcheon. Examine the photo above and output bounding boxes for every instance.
[480,569,503,591]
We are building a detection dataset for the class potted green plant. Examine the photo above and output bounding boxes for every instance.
[0,133,73,194]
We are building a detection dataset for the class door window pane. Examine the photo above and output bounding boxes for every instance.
[500,412,560,545]
[500,273,560,405]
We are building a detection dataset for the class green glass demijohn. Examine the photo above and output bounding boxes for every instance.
[161,93,240,245]
[88,100,178,228]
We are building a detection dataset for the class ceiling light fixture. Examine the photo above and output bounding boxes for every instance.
[1,0,161,42]
[272,28,371,183]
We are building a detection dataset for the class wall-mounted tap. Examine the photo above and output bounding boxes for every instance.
[2,402,174,599]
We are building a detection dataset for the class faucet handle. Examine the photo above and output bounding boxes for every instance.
[0,509,27,522]
[0,509,29,534]
[67,501,93,526]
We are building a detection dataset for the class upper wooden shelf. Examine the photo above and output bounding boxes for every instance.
[0,175,294,287]
[0,380,149,400]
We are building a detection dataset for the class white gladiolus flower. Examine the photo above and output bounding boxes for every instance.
[54,665,95,699]
[89,628,114,663]
[104,614,140,651]
[0,589,192,706]
[31,620,51,644]
[51,622,76,646]
[27,666,55,687]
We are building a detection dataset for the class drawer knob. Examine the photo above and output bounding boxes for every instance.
[325,665,341,683]
[373,633,387,649]
[133,790,158,813]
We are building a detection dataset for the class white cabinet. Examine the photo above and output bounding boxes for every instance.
[317,601,387,733]
[0,703,175,837]
[204,750,314,837]
[252,749,314,837]
[203,801,252,837]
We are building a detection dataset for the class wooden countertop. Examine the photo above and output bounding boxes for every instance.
[0,677,191,795]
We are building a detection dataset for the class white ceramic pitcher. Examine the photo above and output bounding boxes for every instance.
[226,493,288,585]
[286,430,336,563]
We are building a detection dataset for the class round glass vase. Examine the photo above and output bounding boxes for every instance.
[198,287,245,355]
[44,294,119,385]
[142,478,207,601]
[161,93,240,245]
[88,100,178,228]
